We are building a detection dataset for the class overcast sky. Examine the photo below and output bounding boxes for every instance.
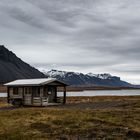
[0,0,140,84]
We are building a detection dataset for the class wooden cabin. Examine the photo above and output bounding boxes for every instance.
[4,78,68,106]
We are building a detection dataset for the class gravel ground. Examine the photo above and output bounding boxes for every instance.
[0,100,131,111]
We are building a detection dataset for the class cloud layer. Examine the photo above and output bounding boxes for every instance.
[0,0,140,84]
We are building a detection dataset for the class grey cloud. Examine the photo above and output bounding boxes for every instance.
[0,0,140,84]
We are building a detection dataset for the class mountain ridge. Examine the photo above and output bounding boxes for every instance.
[40,69,131,87]
[0,45,45,83]
[0,45,134,87]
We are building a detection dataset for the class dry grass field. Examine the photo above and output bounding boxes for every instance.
[0,96,139,140]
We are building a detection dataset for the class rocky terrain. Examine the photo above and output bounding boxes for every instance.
[0,45,45,83]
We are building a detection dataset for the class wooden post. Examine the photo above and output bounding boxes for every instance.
[7,86,10,103]
[43,86,45,97]
[63,86,66,104]
[22,87,24,105]
[31,87,33,105]
[40,87,42,106]
[54,86,57,103]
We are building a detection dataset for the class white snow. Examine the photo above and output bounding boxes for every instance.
[87,73,112,79]
[87,73,98,77]
[40,69,113,80]
[97,73,112,79]
[46,70,67,78]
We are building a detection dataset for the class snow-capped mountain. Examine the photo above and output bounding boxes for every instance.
[40,69,131,87]
[87,73,115,80]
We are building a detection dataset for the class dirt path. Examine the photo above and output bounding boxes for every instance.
[0,106,18,111]
[0,100,132,111]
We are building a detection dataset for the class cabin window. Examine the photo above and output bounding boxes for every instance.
[33,87,40,97]
[43,87,48,97]
[25,87,32,95]
[48,91,51,95]
[9,88,13,94]
[13,88,18,95]
[48,87,54,95]
[18,88,23,94]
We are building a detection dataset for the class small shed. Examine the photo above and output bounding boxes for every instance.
[4,78,68,106]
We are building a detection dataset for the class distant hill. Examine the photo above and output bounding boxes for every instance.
[41,69,132,87]
[0,45,45,84]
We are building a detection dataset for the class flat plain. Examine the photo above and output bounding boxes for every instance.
[0,96,139,140]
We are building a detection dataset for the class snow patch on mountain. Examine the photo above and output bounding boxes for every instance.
[87,73,112,79]
[47,69,67,78]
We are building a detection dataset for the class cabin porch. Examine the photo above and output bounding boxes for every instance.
[7,85,66,106]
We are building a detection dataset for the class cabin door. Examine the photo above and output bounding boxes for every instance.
[47,86,56,103]
[24,87,32,105]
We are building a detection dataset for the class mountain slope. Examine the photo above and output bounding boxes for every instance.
[0,45,45,83]
[42,69,131,87]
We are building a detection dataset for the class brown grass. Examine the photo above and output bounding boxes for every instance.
[0,98,11,108]
[0,96,139,139]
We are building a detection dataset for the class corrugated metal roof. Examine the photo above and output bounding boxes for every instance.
[4,78,67,86]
